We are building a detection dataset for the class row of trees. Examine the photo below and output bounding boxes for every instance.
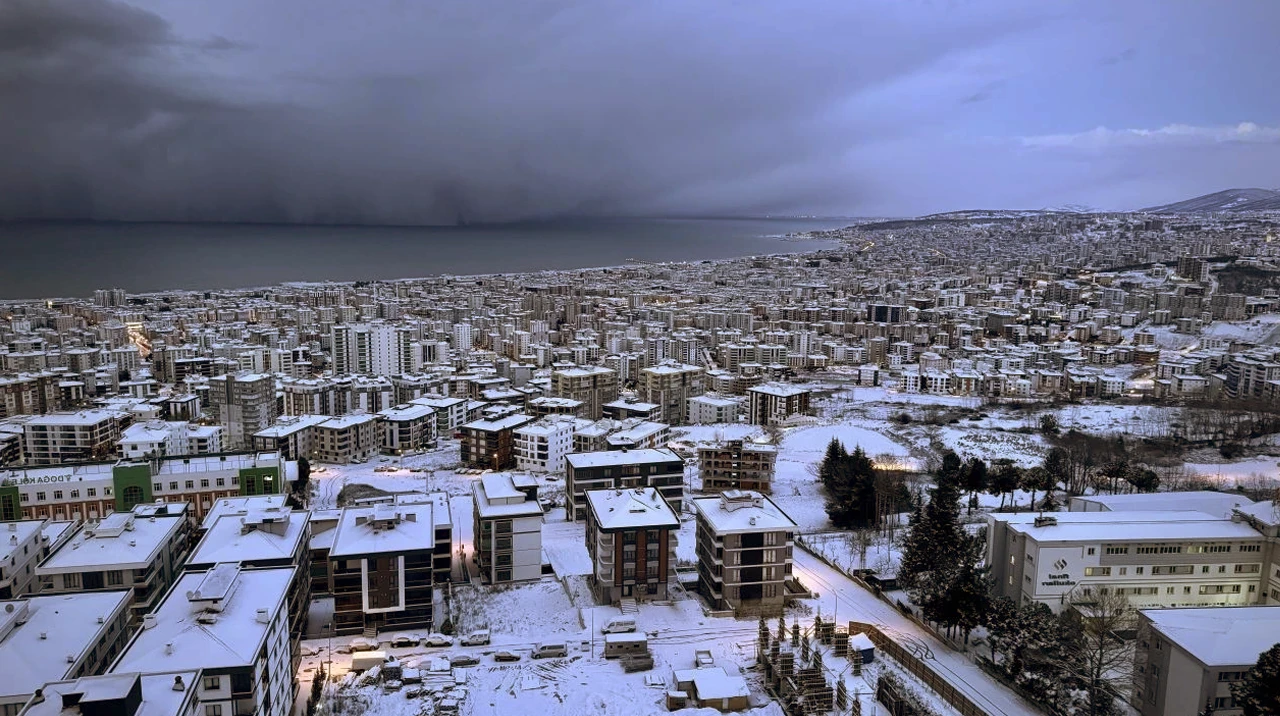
[818,439,912,531]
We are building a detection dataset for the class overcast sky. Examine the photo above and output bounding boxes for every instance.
[2,0,1278,224]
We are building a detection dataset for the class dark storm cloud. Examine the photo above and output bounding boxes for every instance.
[2,0,1280,222]
[0,0,1043,224]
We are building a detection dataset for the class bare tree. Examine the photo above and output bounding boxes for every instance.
[1062,590,1136,716]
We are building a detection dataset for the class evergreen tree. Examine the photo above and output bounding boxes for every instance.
[988,459,1022,511]
[962,457,988,512]
[1021,466,1055,512]
[820,441,879,529]
[899,457,968,609]
[1232,643,1280,716]
[296,457,312,495]
[818,438,847,492]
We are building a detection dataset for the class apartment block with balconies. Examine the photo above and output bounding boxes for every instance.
[693,491,796,617]
[584,487,678,604]
[565,448,684,522]
[697,440,778,494]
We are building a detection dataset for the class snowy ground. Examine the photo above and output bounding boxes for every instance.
[1184,456,1280,487]
[801,531,903,576]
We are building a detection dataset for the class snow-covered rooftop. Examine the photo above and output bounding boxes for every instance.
[111,566,294,673]
[1143,606,1280,666]
[0,520,45,563]
[1069,492,1255,519]
[39,510,185,573]
[692,491,797,534]
[473,473,542,520]
[1004,511,1261,543]
[377,403,436,421]
[586,487,679,530]
[462,413,534,432]
[200,495,287,531]
[22,671,199,716]
[153,452,281,475]
[188,508,307,567]
[329,500,444,557]
[565,448,681,469]
[748,383,810,397]
[0,592,133,703]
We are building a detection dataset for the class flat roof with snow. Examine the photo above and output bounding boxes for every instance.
[748,383,810,397]
[187,509,307,568]
[0,592,133,703]
[200,495,288,531]
[565,448,681,469]
[0,520,45,563]
[692,491,797,534]
[378,404,436,421]
[473,474,542,520]
[22,671,199,716]
[39,511,185,574]
[329,501,443,558]
[111,566,294,673]
[153,452,281,475]
[586,488,679,530]
[1069,492,1255,519]
[1142,606,1280,666]
[461,413,534,432]
[22,410,123,427]
[1004,512,1261,543]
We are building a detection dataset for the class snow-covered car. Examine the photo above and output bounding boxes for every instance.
[388,633,421,648]
[447,653,480,667]
[422,633,453,647]
[492,650,521,662]
[459,630,490,646]
[349,637,379,652]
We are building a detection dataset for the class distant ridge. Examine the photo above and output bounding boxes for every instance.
[1140,188,1280,213]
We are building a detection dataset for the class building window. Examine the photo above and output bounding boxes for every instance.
[169,482,178,491]
[70,490,79,499]
[153,483,163,493]
[1239,544,1261,553]
[205,705,223,716]
[200,479,210,488]
[1084,567,1111,577]
[107,570,123,586]
[87,488,96,497]
[63,573,81,589]
[216,478,225,487]
[1086,547,1095,555]
[184,481,194,490]
[121,485,145,510]
[1105,546,1127,555]
[53,491,63,500]
[36,492,46,502]
[204,676,221,690]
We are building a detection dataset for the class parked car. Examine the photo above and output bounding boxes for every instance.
[447,653,480,667]
[531,643,569,659]
[459,629,491,646]
[601,617,637,634]
[422,633,453,647]
[388,633,421,648]
[493,650,521,662]
[349,637,379,652]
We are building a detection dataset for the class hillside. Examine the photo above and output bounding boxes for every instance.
[1141,188,1280,213]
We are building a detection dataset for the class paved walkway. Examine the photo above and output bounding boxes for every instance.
[793,547,1042,716]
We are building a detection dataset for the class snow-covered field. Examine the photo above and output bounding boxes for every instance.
[1184,456,1280,486]
[934,426,1048,467]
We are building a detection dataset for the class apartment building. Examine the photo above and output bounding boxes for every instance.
[638,363,705,425]
[459,411,535,470]
[697,440,778,494]
[0,519,76,599]
[604,419,670,450]
[987,511,1267,612]
[110,563,298,716]
[513,416,575,473]
[688,395,740,425]
[0,373,59,419]
[1231,501,1280,604]
[564,448,684,522]
[19,670,201,716]
[118,421,224,459]
[584,487,678,604]
[313,414,378,463]
[207,373,277,450]
[21,410,125,465]
[327,495,452,635]
[37,502,191,620]
[601,398,661,422]
[1133,606,1280,716]
[376,403,438,453]
[746,383,812,426]
[472,473,543,584]
[409,396,468,435]
[0,592,134,716]
[187,505,311,636]
[528,396,585,419]
[551,366,618,420]
[693,491,797,617]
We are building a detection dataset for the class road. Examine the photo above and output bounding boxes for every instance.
[792,548,1042,716]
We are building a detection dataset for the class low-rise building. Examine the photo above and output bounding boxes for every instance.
[746,384,811,426]
[584,487,678,604]
[693,491,797,617]
[0,520,53,599]
[110,563,297,716]
[513,416,575,474]
[687,395,739,425]
[376,404,438,454]
[565,448,684,522]
[327,495,451,635]
[986,511,1267,612]
[459,411,535,470]
[0,452,291,523]
[37,503,191,621]
[0,591,134,716]
[117,421,224,460]
[472,473,543,584]
[697,440,778,494]
[1133,606,1280,716]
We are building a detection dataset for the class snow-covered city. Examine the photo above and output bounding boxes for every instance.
[1,202,1279,716]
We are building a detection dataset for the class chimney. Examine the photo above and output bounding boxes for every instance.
[173,675,186,691]
[143,614,158,630]
[256,608,270,624]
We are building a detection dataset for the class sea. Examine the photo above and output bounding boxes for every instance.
[0,217,848,299]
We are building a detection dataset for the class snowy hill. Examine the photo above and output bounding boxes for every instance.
[1140,188,1280,213]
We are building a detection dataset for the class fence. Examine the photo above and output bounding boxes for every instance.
[847,622,991,716]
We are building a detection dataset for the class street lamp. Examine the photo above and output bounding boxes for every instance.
[323,622,334,711]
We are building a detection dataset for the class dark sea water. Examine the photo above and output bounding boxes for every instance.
[0,218,848,299]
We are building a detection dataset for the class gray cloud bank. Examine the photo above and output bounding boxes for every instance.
[1,0,1278,224]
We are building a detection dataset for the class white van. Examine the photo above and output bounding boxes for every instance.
[531,642,569,659]
[601,617,637,634]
